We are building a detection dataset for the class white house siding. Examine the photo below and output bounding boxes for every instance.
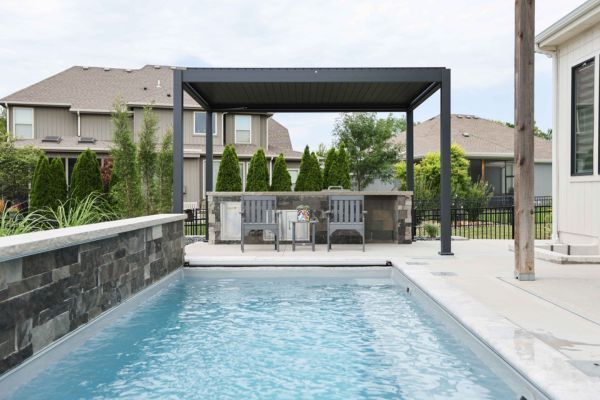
[555,23,600,245]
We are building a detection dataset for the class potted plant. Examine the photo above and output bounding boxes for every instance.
[296,204,311,222]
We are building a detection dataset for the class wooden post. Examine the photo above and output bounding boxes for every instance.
[514,0,535,280]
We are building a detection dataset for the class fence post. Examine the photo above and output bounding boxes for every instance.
[511,205,515,239]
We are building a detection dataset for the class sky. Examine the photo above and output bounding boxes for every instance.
[0,0,587,150]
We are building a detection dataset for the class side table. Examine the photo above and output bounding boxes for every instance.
[291,220,317,251]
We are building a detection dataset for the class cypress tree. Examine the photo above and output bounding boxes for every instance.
[110,99,143,217]
[245,148,269,192]
[29,155,53,210]
[270,153,292,191]
[138,106,158,214]
[49,158,67,207]
[156,128,173,213]
[332,143,351,189]
[322,147,337,189]
[216,145,242,191]
[295,146,322,191]
[69,149,103,202]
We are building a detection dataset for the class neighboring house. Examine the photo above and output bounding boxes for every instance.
[536,0,600,245]
[392,114,553,197]
[0,65,302,207]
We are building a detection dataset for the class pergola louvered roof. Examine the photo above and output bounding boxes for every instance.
[181,67,447,112]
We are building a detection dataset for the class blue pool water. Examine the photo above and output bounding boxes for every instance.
[7,273,517,399]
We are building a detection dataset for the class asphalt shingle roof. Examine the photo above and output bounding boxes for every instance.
[394,114,552,162]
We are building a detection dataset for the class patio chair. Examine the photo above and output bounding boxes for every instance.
[240,195,280,253]
[326,195,367,252]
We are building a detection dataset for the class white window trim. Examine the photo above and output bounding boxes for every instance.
[234,115,252,144]
[288,168,300,189]
[192,111,219,136]
[12,107,34,139]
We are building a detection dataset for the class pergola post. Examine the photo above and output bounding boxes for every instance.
[514,0,535,280]
[172,69,184,214]
[406,110,414,192]
[439,69,453,255]
[205,110,213,241]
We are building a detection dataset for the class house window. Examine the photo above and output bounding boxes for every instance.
[193,112,218,136]
[13,107,34,139]
[289,168,299,189]
[234,115,252,144]
[572,59,595,175]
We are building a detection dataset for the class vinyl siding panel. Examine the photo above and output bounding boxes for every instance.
[183,111,224,146]
[555,23,600,246]
[34,107,77,138]
[80,114,114,141]
[184,157,201,205]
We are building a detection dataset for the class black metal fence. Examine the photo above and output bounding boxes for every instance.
[413,196,552,240]
[184,208,207,237]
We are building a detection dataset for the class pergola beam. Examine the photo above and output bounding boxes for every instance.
[439,69,453,255]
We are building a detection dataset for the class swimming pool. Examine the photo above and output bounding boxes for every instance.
[3,268,524,399]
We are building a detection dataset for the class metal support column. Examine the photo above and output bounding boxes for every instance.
[205,111,213,241]
[406,110,414,191]
[439,69,453,255]
[172,69,184,213]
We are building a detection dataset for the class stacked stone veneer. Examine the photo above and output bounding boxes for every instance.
[208,191,412,245]
[0,215,185,374]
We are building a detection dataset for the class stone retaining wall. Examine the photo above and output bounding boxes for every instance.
[0,214,185,374]
[208,191,412,245]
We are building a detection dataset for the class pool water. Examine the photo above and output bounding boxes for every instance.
[7,273,517,399]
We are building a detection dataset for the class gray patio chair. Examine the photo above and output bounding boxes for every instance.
[326,195,367,252]
[240,195,280,253]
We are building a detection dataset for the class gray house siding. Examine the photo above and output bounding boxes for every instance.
[184,157,201,205]
[34,107,77,138]
[80,114,114,140]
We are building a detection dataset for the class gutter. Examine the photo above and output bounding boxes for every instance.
[536,0,600,51]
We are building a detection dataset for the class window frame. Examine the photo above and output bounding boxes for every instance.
[234,115,252,144]
[288,168,300,189]
[571,57,595,176]
[192,111,218,136]
[12,107,34,139]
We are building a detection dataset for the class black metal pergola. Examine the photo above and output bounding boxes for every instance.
[172,67,453,255]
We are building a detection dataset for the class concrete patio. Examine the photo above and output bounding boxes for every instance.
[185,239,600,377]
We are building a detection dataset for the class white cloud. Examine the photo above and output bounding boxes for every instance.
[0,0,587,149]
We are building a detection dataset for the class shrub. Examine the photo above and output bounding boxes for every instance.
[49,158,67,207]
[322,147,336,189]
[216,145,243,191]
[0,204,47,237]
[70,149,103,202]
[110,99,143,217]
[270,154,292,191]
[0,136,43,203]
[44,192,117,229]
[424,223,439,238]
[331,143,351,189]
[29,155,53,210]
[156,129,173,213]
[245,148,270,191]
[295,146,322,191]
[138,106,159,214]
[463,180,493,221]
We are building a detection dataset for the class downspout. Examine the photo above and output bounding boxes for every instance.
[269,157,274,186]
[77,110,81,137]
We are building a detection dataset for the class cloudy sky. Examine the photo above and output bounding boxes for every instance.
[0,0,586,149]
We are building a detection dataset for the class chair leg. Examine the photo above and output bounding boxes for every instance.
[362,233,365,252]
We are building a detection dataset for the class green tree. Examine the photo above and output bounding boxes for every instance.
[396,144,473,200]
[49,158,67,207]
[216,145,242,191]
[69,149,103,202]
[0,133,43,202]
[29,155,53,210]
[0,108,7,137]
[333,113,402,190]
[330,143,351,189]
[271,153,292,191]
[295,146,322,191]
[109,99,143,217]
[245,148,270,191]
[138,106,158,214]
[322,147,337,189]
[315,143,329,159]
[156,128,173,213]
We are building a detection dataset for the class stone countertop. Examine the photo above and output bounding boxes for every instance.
[208,191,413,196]
[0,214,186,263]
